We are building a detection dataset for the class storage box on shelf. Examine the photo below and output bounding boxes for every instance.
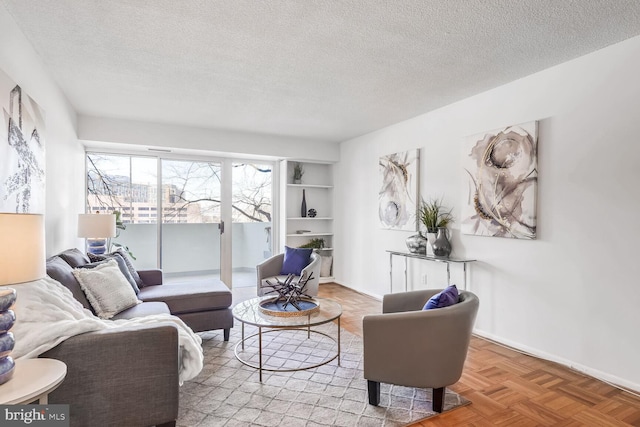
[279,160,335,282]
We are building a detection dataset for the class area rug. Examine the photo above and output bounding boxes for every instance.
[178,324,470,426]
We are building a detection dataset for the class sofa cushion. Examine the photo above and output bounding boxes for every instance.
[280,246,312,276]
[73,259,141,319]
[46,256,94,312]
[58,248,90,268]
[320,255,333,277]
[89,249,144,289]
[423,285,459,310]
[82,256,140,294]
[138,280,231,314]
[111,301,170,320]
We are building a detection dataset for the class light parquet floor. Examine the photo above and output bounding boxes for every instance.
[314,283,640,426]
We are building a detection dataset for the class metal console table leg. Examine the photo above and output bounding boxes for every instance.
[386,250,476,293]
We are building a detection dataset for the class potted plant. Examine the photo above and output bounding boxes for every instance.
[298,238,325,249]
[293,163,304,184]
[111,210,136,259]
[418,198,454,233]
[418,198,454,257]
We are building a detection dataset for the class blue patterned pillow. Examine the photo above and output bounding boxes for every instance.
[423,285,459,310]
[280,247,313,276]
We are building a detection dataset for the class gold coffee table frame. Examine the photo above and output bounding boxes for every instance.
[232,296,342,382]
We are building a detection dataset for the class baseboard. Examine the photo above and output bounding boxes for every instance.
[331,281,639,393]
[473,329,640,394]
[331,280,382,301]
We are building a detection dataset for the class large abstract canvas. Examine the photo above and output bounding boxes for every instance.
[0,69,45,213]
[462,122,537,239]
[379,149,419,231]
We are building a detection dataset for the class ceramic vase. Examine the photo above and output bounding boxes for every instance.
[431,227,452,258]
[405,232,428,255]
[301,189,307,217]
[425,231,437,255]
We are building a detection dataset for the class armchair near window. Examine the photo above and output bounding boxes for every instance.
[256,252,321,297]
[363,289,479,412]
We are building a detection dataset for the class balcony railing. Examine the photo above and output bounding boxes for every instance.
[113,222,272,276]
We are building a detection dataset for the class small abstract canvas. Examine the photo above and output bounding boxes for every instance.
[378,149,419,231]
[462,121,537,239]
[0,68,46,213]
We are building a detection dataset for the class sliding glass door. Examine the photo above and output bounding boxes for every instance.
[86,153,274,288]
[160,159,222,280]
[231,162,273,288]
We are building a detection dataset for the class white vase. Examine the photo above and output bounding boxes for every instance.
[426,232,437,255]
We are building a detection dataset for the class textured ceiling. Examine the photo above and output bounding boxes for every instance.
[3,1,640,142]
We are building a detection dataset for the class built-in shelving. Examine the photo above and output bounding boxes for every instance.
[287,217,333,220]
[286,232,334,237]
[279,160,335,281]
[287,184,333,189]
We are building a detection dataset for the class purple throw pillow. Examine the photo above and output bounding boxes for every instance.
[280,247,313,276]
[423,285,459,310]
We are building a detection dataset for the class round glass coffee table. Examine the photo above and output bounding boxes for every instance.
[232,296,342,382]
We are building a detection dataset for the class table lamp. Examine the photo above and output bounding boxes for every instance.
[0,213,46,385]
[77,213,116,255]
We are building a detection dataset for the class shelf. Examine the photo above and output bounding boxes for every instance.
[281,160,335,272]
[286,232,333,237]
[287,217,333,220]
[287,184,333,189]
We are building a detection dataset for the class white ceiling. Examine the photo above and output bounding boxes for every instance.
[3,1,640,143]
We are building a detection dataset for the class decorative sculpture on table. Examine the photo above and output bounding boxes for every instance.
[260,272,316,312]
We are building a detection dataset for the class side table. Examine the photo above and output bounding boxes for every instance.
[0,358,67,404]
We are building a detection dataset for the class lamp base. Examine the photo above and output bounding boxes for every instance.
[87,239,107,255]
[0,356,15,385]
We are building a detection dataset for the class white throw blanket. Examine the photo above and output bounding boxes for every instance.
[6,277,203,384]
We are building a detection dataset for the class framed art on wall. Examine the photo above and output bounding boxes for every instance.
[462,121,537,239]
[378,149,419,231]
[0,68,45,214]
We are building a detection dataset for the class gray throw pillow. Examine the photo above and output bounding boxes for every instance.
[112,248,144,288]
[89,249,143,290]
[80,257,140,294]
[320,255,333,277]
[73,259,140,319]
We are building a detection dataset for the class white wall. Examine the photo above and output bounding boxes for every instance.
[78,115,340,163]
[335,35,640,391]
[0,6,84,255]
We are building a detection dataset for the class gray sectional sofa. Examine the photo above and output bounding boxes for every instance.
[48,248,233,337]
[41,248,234,427]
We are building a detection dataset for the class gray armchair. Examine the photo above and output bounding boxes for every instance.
[256,252,321,297]
[363,289,479,412]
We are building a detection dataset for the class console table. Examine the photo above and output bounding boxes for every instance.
[386,250,476,293]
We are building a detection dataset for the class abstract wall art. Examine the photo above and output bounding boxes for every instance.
[462,121,537,239]
[378,149,419,231]
[0,69,45,214]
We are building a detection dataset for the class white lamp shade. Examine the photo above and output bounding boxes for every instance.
[77,213,117,239]
[0,213,46,285]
